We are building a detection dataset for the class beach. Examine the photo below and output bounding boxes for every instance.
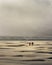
[0,41,52,65]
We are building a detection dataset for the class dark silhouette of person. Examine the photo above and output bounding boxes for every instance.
[29,42,31,46]
[32,42,34,46]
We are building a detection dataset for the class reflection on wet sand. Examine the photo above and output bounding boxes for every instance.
[21,59,45,61]
[0,41,52,65]
[47,57,52,59]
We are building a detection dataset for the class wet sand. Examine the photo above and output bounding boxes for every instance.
[0,41,52,65]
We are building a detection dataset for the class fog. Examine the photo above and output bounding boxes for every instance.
[0,0,52,37]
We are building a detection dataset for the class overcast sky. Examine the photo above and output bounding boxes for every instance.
[0,0,52,37]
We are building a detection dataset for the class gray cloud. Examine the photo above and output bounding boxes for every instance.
[0,0,52,37]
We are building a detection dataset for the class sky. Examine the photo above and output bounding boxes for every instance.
[0,0,52,37]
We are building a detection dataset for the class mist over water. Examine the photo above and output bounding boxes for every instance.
[0,0,52,37]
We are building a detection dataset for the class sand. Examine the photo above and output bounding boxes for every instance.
[0,41,52,65]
